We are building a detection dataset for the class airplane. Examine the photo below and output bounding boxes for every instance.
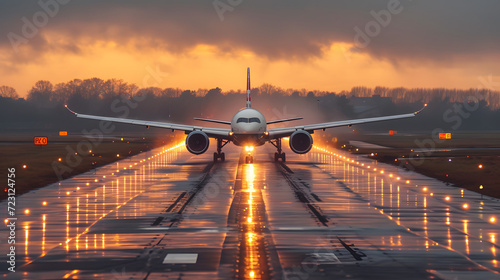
[66,68,426,163]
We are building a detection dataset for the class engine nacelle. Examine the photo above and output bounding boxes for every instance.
[185,131,209,155]
[289,130,313,154]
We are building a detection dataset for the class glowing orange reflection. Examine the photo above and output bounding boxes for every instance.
[240,163,263,279]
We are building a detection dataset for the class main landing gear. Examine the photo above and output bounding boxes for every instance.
[270,138,286,162]
[214,138,229,162]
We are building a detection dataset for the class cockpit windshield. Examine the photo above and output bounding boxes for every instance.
[237,117,261,123]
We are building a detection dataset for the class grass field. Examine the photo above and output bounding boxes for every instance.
[1,133,181,201]
[332,132,500,199]
[3,131,499,201]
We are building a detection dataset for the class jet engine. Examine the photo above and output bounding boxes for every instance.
[289,130,313,154]
[185,131,209,155]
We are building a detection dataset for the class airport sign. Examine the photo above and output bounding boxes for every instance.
[59,131,68,136]
[34,136,48,145]
[439,133,452,139]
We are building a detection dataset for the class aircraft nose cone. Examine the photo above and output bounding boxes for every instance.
[235,123,260,134]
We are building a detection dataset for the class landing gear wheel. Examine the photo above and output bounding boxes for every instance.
[272,138,286,162]
[245,156,250,164]
[214,138,229,162]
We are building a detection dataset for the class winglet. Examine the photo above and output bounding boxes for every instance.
[414,103,428,115]
[246,67,251,108]
[65,105,78,115]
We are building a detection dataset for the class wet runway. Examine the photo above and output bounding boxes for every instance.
[1,141,500,279]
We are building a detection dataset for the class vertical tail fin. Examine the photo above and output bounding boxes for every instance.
[246,67,251,108]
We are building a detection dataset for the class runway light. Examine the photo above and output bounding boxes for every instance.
[66,191,70,195]
[77,187,80,190]
[42,201,47,206]
[380,170,384,174]
[406,180,410,184]
[22,165,27,169]
[116,154,120,157]
[423,187,428,192]
[58,158,62,161]
[490,217,496,223]
[24,209,30,214]
[463,203,469,209]
[430,193,434,196]
[4,219,8,224]
[480,185,484,190]
[478,164,483,169]
[445,196,450,201]
[94,179,98,182]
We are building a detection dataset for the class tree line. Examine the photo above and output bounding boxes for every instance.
[0,78,499,133]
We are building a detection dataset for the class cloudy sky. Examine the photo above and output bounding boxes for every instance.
[1,0,499,97]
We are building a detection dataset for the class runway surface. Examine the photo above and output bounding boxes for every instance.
[1,141,500,279]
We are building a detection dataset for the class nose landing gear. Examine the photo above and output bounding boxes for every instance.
[245,154,254,164]
[244,145,254,164]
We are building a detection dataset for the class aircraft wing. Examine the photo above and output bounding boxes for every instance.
[268,105,427,139]
[65,106,231,139]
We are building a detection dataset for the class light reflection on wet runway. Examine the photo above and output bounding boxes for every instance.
[300,145,500,278]
[1,141,500,279]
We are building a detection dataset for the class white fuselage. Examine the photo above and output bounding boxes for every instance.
[230,108,267,146]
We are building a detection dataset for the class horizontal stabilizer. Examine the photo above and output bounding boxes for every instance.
[194,118,231,125]
[267,117,303,125]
